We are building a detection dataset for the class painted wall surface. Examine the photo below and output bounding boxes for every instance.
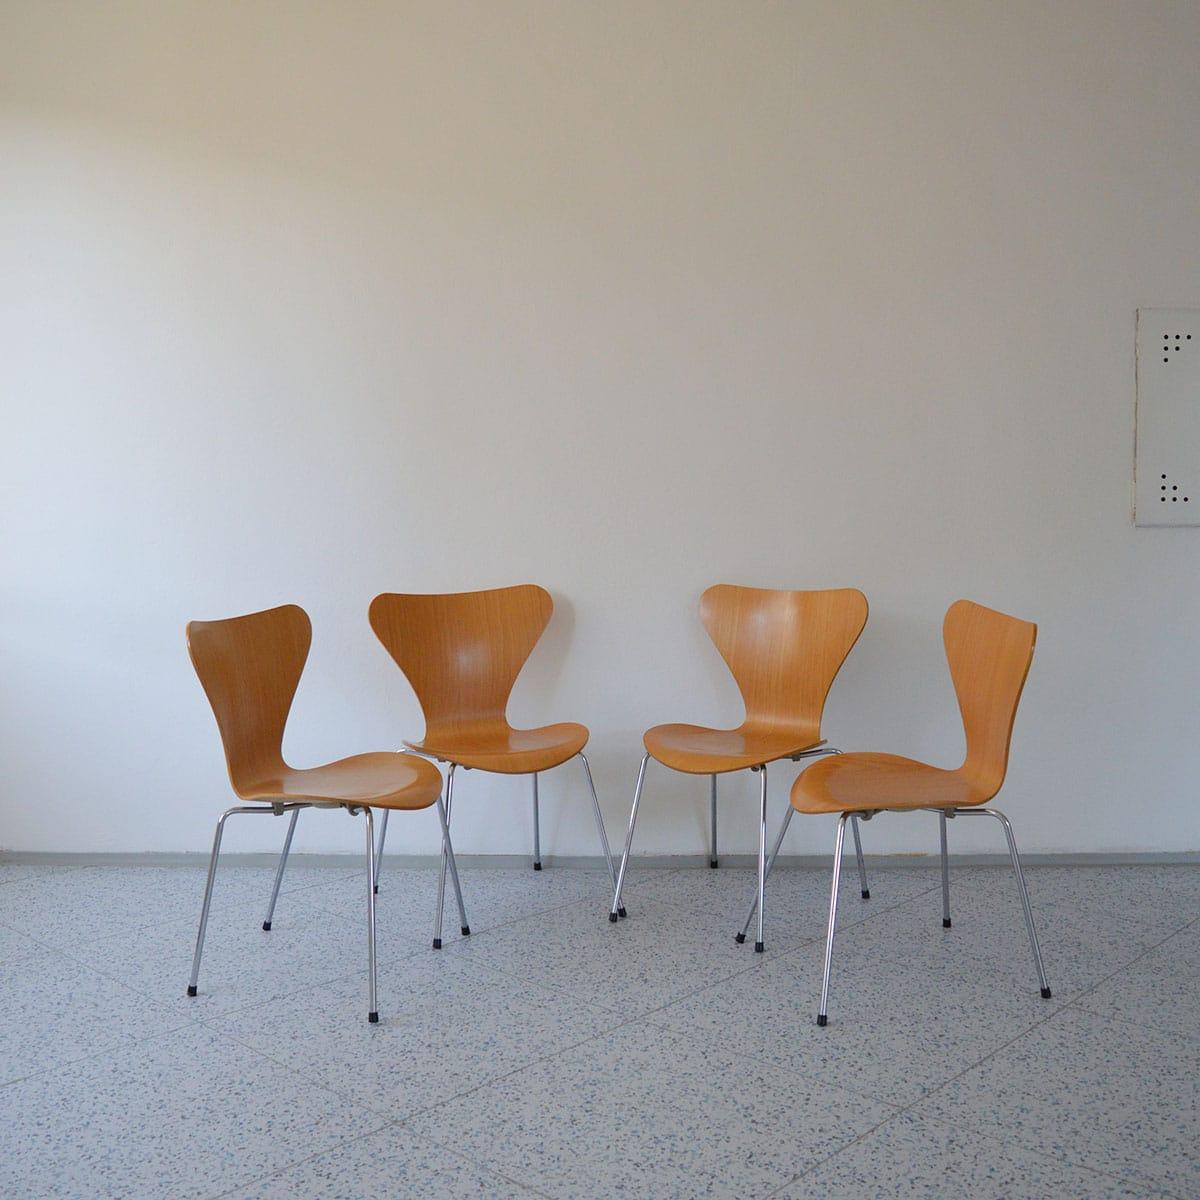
[2,1,1198,858]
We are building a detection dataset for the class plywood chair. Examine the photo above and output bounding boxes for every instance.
[778,598,1051,1026]
[608,585,869,952]
[369,585,618,942]
[186,604,466,1023]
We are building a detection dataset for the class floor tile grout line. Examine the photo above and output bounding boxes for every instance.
[365,890,956,1148]
[769,911,1200,1199]
[201,1112,558,1200]
[3,867,1198,1198]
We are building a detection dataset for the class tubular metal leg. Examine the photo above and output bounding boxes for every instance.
[850,813,869,899]
[362,807,378,1022]
[608,753,649,921]
[817,815,849,1026]
[737,803,793,943]
[434,793,468,940]
[189,804,283,997]
[709,774,719,868]
[262,806,302,931]
[433,764,457,949]
[958,808,1051,998]
[939,811,951,927]
[373,809,389,893]
[754,765,768,952]
[578,752,620,903]
[532,772,542,870]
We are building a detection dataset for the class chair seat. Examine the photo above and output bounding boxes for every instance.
[405,722,588,774]
[236,752,444,809]
[643,723,825,775]
[791,752,991,815]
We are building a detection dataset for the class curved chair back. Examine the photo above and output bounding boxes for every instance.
[369,585,553,740]
[943,599,1036,798]
[699,585,868,736]
[186,604,310,794]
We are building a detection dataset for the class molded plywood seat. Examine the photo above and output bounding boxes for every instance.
[407,722,589,775]
[369,584,618,928]
[780,599,1052,1028]
[791,753,989,814]
[232,752,444,808]
[643,725,826,776]
[608,584,869,952]
[185,604,465,1023]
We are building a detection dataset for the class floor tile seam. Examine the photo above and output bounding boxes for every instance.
[470,931,790,1017]
[201,1114,409,1200]
[0,1005,331,1099]
[305,888,616,943]
[210,988,640,1126]
[0,937,212,1028]
[388,1119,561,1200]
[661,1018,909,1111]
[43,930,388,1017]
[371,993,696,1138]
[641,877,945,934]
[761,1105,1183,1200]
[1039,908,1200,1031]
[777,915,1200,1194]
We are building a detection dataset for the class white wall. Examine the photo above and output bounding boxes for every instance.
[2,1,1198,859]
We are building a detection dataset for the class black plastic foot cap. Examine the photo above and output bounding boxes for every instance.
[368,1011,379,1024]
[186,985,197,997]
[754,941,764,953]
[432,938,442,950]
[608,912,619,923]
[461,925,471,937]
[618,907,627,919]
[262,920,272,931]
[1041,986,1052,999]
[861,889,870,900]
[943,917,952,928]
[709,859,719,869]
[735,932,746,944]
[533,862,542,871]
[817,1013,828,1027]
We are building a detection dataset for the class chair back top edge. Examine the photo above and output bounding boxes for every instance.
[186,604,311,793]
[369,584,553,736]
[698,584,869,735]
[943,598,1037,798]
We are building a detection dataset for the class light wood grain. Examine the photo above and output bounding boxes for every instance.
[187,604,442,809]
[643,585,869,774]
[791,598,1036,814]
[368,585,587,773]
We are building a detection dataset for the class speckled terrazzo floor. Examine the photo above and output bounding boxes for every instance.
[1,858,1197,1198]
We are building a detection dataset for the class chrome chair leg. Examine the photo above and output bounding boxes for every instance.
[578,752,620,903]
[939,811,951,927]
[373,809,389,893]
[817,814,849,1026]
[262,806,302,931]
[736,800,793,943]
[362,806,379,1023]
[957,807,1051,998]
[608,753,649,921]
[850,813,869,899]
[531,772,541,870]
[754,764,769,952]
[709,774,719,868]
[189,804,287,997]
[433,792,466,939]
[433,764,457,948]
